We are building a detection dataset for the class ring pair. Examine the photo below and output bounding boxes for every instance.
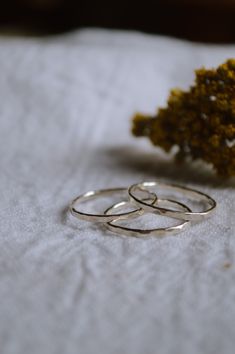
[69,181,216,238]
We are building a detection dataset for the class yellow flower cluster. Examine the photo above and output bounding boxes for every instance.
[132,59,235,176]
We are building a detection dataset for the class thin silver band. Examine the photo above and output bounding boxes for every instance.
[70,187,156,223]
[128,181,216,221]
[105,198,191,237]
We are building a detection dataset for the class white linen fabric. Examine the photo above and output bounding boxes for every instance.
[0,28,235,354]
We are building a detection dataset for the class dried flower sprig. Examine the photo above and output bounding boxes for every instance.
[132,59,235,176]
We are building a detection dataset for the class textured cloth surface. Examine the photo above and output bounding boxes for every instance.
[0,29,235,354]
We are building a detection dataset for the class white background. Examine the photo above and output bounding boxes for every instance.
[0,29,235,354]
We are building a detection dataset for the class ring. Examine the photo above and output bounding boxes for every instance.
[70,187,157,223]
[128,181,216,221]
[104,198,191,237]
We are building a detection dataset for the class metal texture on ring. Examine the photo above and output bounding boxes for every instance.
[104,198,192,237]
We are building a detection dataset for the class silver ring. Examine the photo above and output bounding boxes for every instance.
[128,181,216,221]
[70,187,156,223]
[104,198,191,237]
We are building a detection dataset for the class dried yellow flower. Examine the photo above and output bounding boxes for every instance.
[132,59,235,176]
